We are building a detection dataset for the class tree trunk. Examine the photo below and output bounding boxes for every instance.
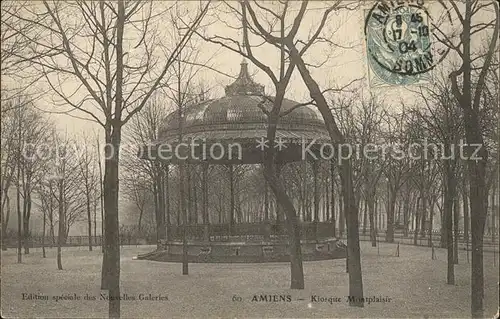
[386,189,396,243]
[193,168,199,224]
[229,165,235,235]
[187,167,192,224]
[302,160,307,222]
[1,194,11,251]
[290,48,363,305]
[152,178,159,242]
[324,172,330,222]
[339,194,345,237]
[264,177,270,240]
[362,198,368,236]
[264,165,304,289]
[236,194,243,224]
[275,164,285,230]
[440,196,447,248]
[403,192,409,237]
[57,179,64,270]
[330,161,336,238]
[49,205,55,247]
[306,194,312,222]
[1,176,13,251]
[155,166,166,247]
[396,200,401,226]
[450,1,497,314]
[165,164,171,241]
[257,72,304,289]
[462,180,469,248]
[340,161,364,306]
[177,185,181,227]
[87,189,93,252]
[453,195,459,264]
[94,193,97,247]
[428,197,435,247]
[202,164,208,241]
[102,125,122,318]
[42,204,46,258]
[16,150,22,263]
[491,183,496,244]
[218,194,222,224]
[100,4,127,300]
[368,195,376,247]
[180,162,188,275]
[444,159,455,285]
[97,137,105,254]
[468,157,487,318]
[23,175,31,254]
[312,161,319,222]
[414,197,420,246]
[420,194,427,238]
[137,207,143,236]
[467,146,488,316]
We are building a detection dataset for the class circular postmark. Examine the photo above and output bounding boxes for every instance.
[364,0,449,85]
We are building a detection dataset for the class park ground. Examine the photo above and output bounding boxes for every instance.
[1,242,498,318]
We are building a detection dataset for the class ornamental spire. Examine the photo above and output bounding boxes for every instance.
[224,13,265,96]
[224,61,265,96]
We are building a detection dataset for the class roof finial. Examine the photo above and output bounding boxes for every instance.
[223,5,264,97]
[224,60,264,96]
[241,15,248,65]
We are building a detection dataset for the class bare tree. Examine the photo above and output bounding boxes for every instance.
[0,99,51,256]
[432,1,499,316]
[0,102,19,250]
[332,92,386,246]
[121,94,171,247]
[268,1,365,304]
[380,110,413,243]
[200,0,309,289]
[1,1,42,250]
[19,104,52,254]
[10,2,210,317]
[199,1,364,300]
[1,1,48,112]
[409,69,463,284]
[37,184,52,258]
[77,137,99,251]
[159,23,218,273]
[121,174,150,236]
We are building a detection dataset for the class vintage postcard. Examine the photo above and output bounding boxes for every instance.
[1,1,498,318]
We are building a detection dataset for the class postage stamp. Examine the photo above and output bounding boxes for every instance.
[364,0,448,87]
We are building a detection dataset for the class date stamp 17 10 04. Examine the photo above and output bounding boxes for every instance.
[364,0,449,86]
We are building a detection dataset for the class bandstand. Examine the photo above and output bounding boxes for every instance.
[137,60,346,263]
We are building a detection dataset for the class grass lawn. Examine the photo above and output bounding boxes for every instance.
[1,241,498,318]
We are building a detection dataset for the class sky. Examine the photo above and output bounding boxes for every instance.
[5,0,479,137]
[24,1,392,136]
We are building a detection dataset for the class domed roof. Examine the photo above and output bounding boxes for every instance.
[158,61,329,144]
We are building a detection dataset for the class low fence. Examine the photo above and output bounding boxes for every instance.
[170,222,336,241]
[2,234,157,249]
